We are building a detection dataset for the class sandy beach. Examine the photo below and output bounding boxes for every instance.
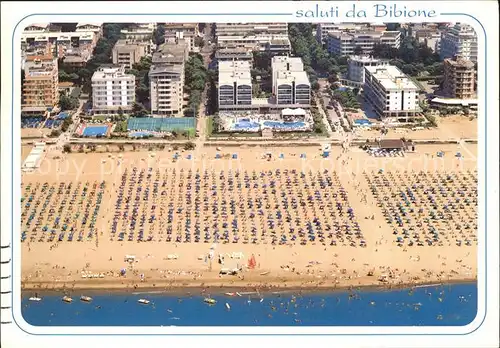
[21,143,478,293]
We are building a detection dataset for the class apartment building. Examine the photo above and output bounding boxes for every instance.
[364,65,420,122]
[63,53,88,68]
[216,46,253,61]
[271,56,311,107]
[416,30,442,52]
[346,55,389,87]
[217,34,291,55]
[21,27,99,60]
[149,41,188,117]
[121,23,156,40]
[215,23,288,37]
[75,23,103,38]
[23,23,49,33]
[22,55,59,113]
[440,23,477,61]
[443,57,476,99]
[315,23,371,45]
[91,65,136,115]
[164,23,199,51]
[218,61,252,109]
[153,41,189,65]
[327,30,401,56]
[112,39,152,69]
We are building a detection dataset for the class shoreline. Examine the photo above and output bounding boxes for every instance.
[21,278,477,296]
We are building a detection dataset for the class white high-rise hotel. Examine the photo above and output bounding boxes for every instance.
[218,61,252,109]
[91,65,135,115]
[440,23,477,62]
[364,65,420,122]
[271,56,310,107]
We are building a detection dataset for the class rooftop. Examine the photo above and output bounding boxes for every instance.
[349,55,387,63]
[217,34,290,41]
[219,61,251,84]
[92,65,134,80]
[63,55,86,63]
[164,23,198,30]
[58,81,75,87]
[276,70,310,85]
[431,97,478,106]
[444,58,475,68]
[219,60,251,71]
[157,42,188,55]
[328,30,400,39]
[365,65,419,91]
[24,23,49,30]
[149,64,183,76]
[25,55,55,62]
[219,70,251,84]
[76,23,103,28]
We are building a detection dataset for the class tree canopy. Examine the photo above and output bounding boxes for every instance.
[58,93,79,111]
[372,36,442,76]
[288,24,347,83]
[58,23,127,94]
[184,53,208,116]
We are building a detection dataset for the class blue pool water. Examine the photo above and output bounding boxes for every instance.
[263,121,306,129]
[233,121,260,130]
[21,283,476,326]
[82,125,109,137]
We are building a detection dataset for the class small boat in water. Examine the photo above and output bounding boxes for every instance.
[62,296,73,303]
[225,303,231,310]
[204,297,217,305]
[80,296,93,302]
[225,292,236,296]
[138,299,150,305]
[29,297,42,302]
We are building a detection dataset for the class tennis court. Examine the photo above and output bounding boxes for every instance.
[127,117,196,132]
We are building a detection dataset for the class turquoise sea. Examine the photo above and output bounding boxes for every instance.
[21,283,477,326]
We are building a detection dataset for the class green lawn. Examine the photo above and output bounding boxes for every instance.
[93,115,110,121]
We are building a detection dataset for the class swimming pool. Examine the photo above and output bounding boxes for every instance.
[233,121,260,130]
[262,121,306,129]
[82,125,109,137]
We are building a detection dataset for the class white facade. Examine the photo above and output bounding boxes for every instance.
[149,41,188,117]
[217,34,291,55]
[164,23,198,52]
[327,30,401,56]
[347,56,389,85]
[440,23,477,62]
[271,56,311,107]
[112,39,152,69]
[315,23,370,45]
[91,65,135,114]
[75,23,103,36]
[216,23,288,37]
[218,61,252,109]
[149,64,184,117]
[121,23,156,40]
[364,65,420,121]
